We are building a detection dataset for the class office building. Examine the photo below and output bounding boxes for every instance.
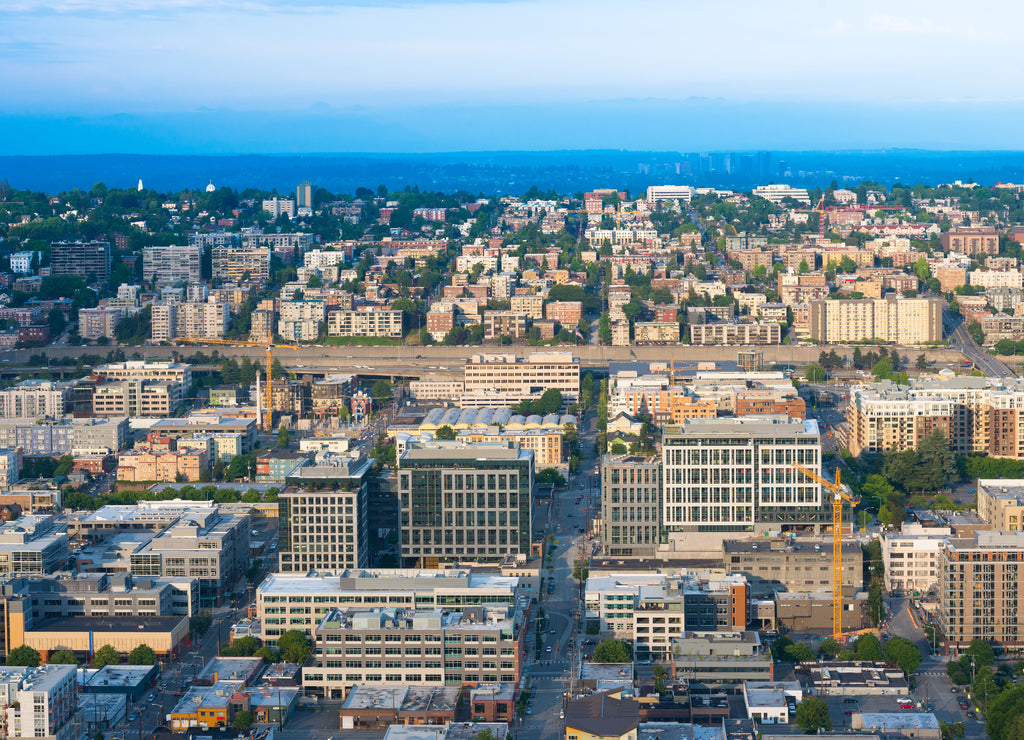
[211,246,270,282]
[398,441,533,567]
[463,352,579,404]
[278,452,373,573]
[50,240,111,282]
[327,310,403,338]
[256,569,520,639]
[751,185,811,205]
[0,665,77,740]
[127,504,250,608]
[0,573,198,656]
[646,185,695,204]
[142,245,202,284]
[302,605,519,698]
[809,297,943,344]
[661,417,824,555]
[723,538,862,597]
[78,307,124,340]
[0,380,72,419]
[881,522,951,594]
[844,376,1024,459]
[938,530,1024,655]
[601,455,662,558]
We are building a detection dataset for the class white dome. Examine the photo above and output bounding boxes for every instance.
[205,180,216,192]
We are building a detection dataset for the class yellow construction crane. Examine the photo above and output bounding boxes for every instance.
[177,337,299,432]
[793,464,856,641]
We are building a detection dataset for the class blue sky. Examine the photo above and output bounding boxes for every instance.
[1,0,1022,153]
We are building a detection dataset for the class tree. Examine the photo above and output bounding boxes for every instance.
[370,380,394,406]
[6,645,40,667]
[884,636,922,674]
[232,710,252,729]
[610,440,627,454]
[915,256,931,281]
[868,579,885,626]
[854,633,883,661]
[537,388,564,415]
[277,630,312,664]
[818,638,842,659]
[93,644,121,668]
[49,649,79,666]
[53,454,74,478]
[435,424,456,441]
[593,639,631,663]
[474,729,500,740]
[128,644,156,665]
[254,646,279,663]
[872,356,894,381]
[805,363,826,383]
[271,357,287,380]
[965,638,996,667]
[535,468,565,487]
[795,696,832,733]
[221,636,261,657]
[277,424,289,448]
[916,430,955,493]
[916,353,928,370]
[784,642,815,662]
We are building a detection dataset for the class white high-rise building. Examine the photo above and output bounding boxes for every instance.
[262,197,295,220]
[646,185,695,204]
[661,416,823,555]
[142,245,202,284]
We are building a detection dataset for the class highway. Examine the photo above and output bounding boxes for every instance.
[943,308,1014,377]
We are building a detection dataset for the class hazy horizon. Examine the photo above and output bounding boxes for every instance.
[2,1,1023,155]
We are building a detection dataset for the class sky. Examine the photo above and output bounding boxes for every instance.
[1,0,1023,153]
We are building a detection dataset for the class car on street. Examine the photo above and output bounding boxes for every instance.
[898,701,914,710]
[844,709,856,715]
[843,698,858,704]
[950,687,959,693]
[546,646,552,653]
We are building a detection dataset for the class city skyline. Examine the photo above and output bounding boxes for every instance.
[1,0,1022,153]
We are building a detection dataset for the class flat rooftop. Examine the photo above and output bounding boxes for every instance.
[31,615,186,633]
[856,712,939,729]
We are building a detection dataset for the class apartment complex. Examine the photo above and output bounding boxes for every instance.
[0,417,126,456]
[94,361,192,397]
[601,455,662,558]
[584,572,749,659]
[463,352,579,404]
[256,569,520,639]
[278,453,373,573]
[211,246,270,282]
[175,299,230,339]
[938,530,1024,655]
[978,479,1024,530]
[50,240,111,282]
[303,605,519,698]
[77,307,123,340]
[92,380,175,418]
[661,417,824,555]
[941,227,999,255]
[398,442,534,567]
[809,297,943,344]
[327,310,403,338]
[0,515,69,576]
[115,449,207,482]
[723,538,863,597]
[483,312,528,340]
[881,522,952,594]
[142,245,202,284]
[0,665,78,740]
[690,322,781,346]
[0,380,72,419]
[844,376,1024,459]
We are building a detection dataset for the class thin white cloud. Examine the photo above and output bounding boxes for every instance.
[867,13,952,35]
